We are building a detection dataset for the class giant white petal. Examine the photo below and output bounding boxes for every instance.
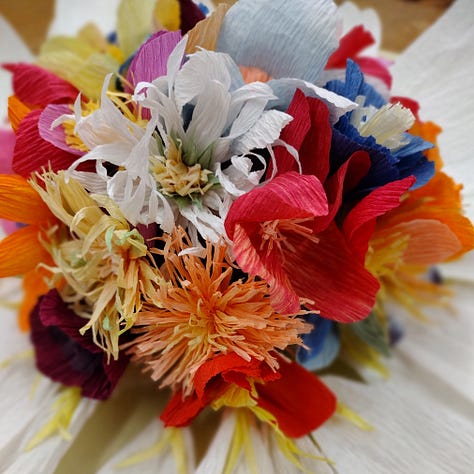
[391,0,474,221]
[217,0,338,84]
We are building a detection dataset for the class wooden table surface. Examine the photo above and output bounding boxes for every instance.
[0,0,452,54]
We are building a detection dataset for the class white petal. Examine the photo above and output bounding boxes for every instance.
[96,421,194,474]
[195,411,236,474]
[174,50,243,110]
[316,282,474,473]
[391,0,474,221]
[185,80,232,155]
[231,110,292,155]
[269,77,357,124]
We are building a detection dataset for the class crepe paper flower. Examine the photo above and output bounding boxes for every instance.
[160,351,337,439]
[2,63,86,177]
[30,171,159,359]
[154,0,206,34]
[127,226,309,395]
[31,289,129,400]
[226,170,378,321]
[68,39,299,242]
[326,61,435,195]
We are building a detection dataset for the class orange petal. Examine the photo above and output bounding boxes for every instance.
[8,95,32,132]
[0,174,53,224]
[18,266,50,332]
[0,225,51,277]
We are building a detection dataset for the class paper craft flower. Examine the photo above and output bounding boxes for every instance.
[0,0,473,473]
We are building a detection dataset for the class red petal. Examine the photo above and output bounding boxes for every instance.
[343,176,416,259]
[356,56,392,89]
[326,26,375,69]
[3,63,78,107]
[225,172,328,237]
[225,172,329,313]
[13,110,78,177]
[283,223,380,322]
[161,390,207,427]
[272,91,332,182]
[257,357,336,437]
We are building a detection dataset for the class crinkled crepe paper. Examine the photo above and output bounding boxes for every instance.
[0,1,474,473]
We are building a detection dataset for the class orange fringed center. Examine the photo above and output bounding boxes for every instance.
[128,227,310,396]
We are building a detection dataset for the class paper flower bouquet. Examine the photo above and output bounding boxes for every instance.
[1,0,473,472]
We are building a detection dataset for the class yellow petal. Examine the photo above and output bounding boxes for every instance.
[153,0,181,31]
[117,0,155,58]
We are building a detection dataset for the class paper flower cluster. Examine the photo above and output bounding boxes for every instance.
[1,0,473,470]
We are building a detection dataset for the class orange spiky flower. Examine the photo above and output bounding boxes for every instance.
[127,227,310,396]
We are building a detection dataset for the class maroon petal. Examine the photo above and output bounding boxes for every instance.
[3,63,78,107]
[30,289,128,400]
[179,0,206,34]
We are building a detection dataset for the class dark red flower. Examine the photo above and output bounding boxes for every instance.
[30,289,128,400]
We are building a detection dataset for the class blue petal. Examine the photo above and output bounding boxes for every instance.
[217,0,338,84]
[325,60,386,108]
[297,314,340,371]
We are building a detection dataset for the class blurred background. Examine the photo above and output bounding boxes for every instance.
[0,0,454,55]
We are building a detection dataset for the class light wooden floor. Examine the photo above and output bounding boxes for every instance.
[0,0,452,53]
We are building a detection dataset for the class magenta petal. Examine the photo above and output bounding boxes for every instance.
[3,63,78,106]
[30,290,128,400]
[127,30,182,88]
[13,110,79,177]
[38,104,84,156]
[0,128,15,174]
